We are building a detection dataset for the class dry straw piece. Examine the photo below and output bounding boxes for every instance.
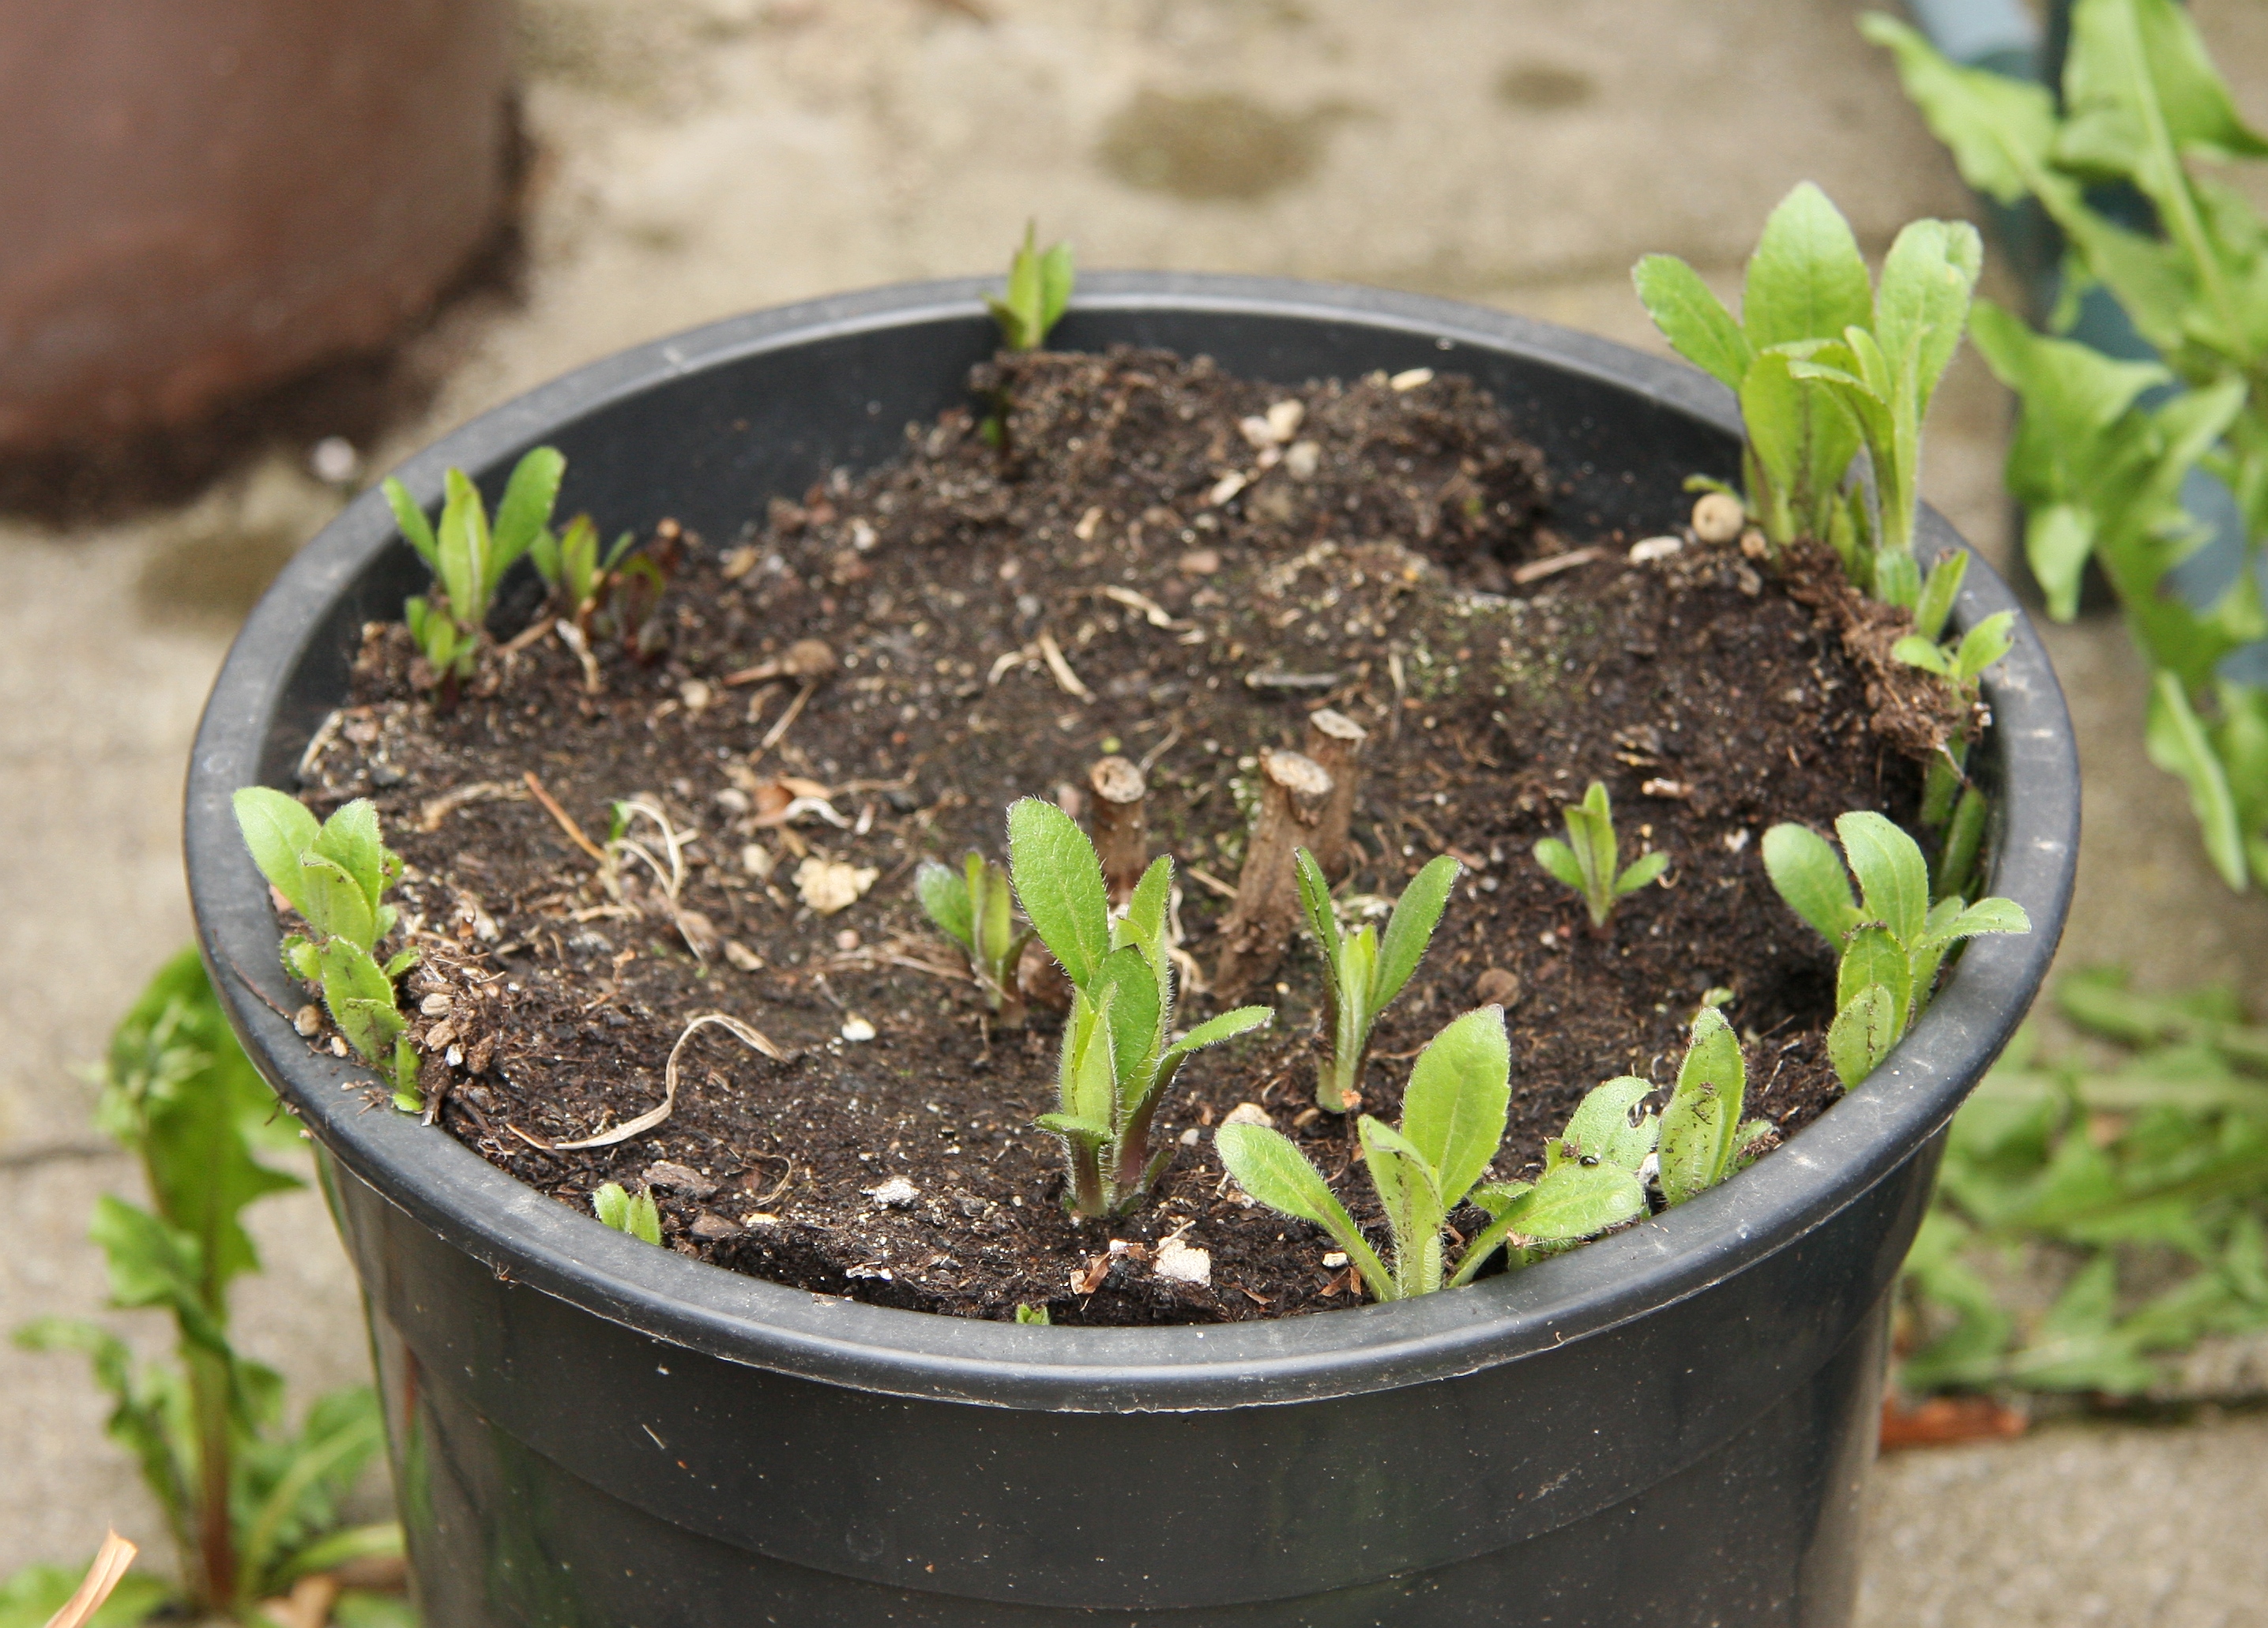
[554,1012,783,1150]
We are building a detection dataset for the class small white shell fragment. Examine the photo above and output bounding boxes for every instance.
[1265,399,1305,440]
[1284,440,1321,480]
[1389,367,1435,391]
[867,1176,919,1209]
[841,1015,877,1043]
[1692,491,1745,543]
[1238,415,1278,449]
[1322,1251,1349,1269]
[329,1036,349,1058]
[1154,1235,1212,1286]
[1221,1102,1274,1129]
[741,841,774,879]
[679,679,713,712]
[1208,470,1249,506]
[1628,535,1683,564]
[1179,1126,1201,1146]
[795,856,878,915]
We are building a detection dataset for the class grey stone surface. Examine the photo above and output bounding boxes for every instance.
[2,0,2266,1614]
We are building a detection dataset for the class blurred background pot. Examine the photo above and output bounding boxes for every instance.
[0,0,513,457]
[186,276,2078,1626]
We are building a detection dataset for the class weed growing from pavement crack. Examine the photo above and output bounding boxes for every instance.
[231,788,421,1108]
[1007,797,1271,1218]
[1533,780,1667,928]
[1296,848,1459,1114]
[1765,811,2030,1087]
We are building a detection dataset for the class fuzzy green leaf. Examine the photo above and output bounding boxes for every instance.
[1743,182,1875,350]
[1632,254,1755,392]
[380,477,440,569]
[916,859,974,952]
[316,939,404,1066]
[1837,811,1930,947]
[489,446,566,589]
[435,468,487,626]
[1094,945,1162,1102]
[1509,1160,1650,1241]
[1374,854,1461,1005]
[1829,983,1900,1087]
[1215,1122,1389,1295]
[1839,925,1916,1038]
[1614,848,1668,897]
[295,854,377,951]
[311,799,389,916]
[1006,797,1111,988]
[1872,217,1982,424]
[1557,1075,1659,1173]
[1160,1005,1273,1070]
[1912,549,1969,642]
[1762,822,1860,943]
[1952,612,2015,686]
[1659,1007,1749,1206]
[1398,1006,1510,1209]
[233,787,322,916]
[1533,836,1586,895]
[1923,896,2033,950]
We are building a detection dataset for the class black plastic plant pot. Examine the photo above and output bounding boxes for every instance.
[186,275,2078,1627]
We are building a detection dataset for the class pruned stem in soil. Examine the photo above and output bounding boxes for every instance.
[1214,748,1335,1001]
[1088,755,1149,902]
[1302,709,1368,882]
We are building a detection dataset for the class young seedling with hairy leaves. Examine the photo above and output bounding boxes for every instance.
[1764,810,2031,1088]
[1220,1007,1654,1299]
[531,511,638,627]
[986,222,1075,352]
[917,852,1034,1028]
[1894,588,2017,896]
[384,445,565,692]
[231,788,421,1108]
[1296,848,1460,1115]
[1534,780,1668,929]
[1634,182,1980,606]
[1007,797,1272,1218]
[592,1182,663,1245]
[1657,1006,1777,1207]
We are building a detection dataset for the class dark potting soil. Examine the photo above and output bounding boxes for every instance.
[291,346,1954,1324]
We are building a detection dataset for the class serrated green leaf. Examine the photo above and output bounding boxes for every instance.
[1829,983,1900,1087]
[1632,254,1755,392]
[1660,1008,1749,1206]
[1398,1006,1510,1209]
[1762,822,1860,943]
[1837,811,1930,947]
[1006,797,1111,988]
[1375,854,1460,1004]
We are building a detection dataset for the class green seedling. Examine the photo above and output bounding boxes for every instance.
[1006,797,1272,1218]
[9,951,403,1622]
[916,852,1034,1028]
[1893,589,2018,894]
[1220,1007,1653,1300]
[231,788,420,1109]
[530,511,637,626]
[1657,1006,1777,1207]
[384,445,565,690]
[1872,0,2268,890]
[1296,849,1460,1115]
[1634,182,1980,606]
[1014,1303,1052,1325]
[1534,780,1668,928]
[986,222,1075,352]
[592,1182,663,1246]
[1764,811,2031,1088]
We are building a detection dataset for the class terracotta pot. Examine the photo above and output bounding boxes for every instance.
[0,0,512,453]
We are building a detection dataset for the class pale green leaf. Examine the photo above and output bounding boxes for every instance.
[1912,548,1969,642]
[915,859,973,952]
[1762,822,1860,943]
[311,799,388,915]
[1509,1160,1649,1240]
[380,476,439,569]
[1659,1007,1749,1206]
[1374,854,1460,1005]
[1614,848,1668,897]
[1533,837,1587,895]
[1837,811,1931,947]
[1558,1075,1657,1173]
[2146,671,2248,889]
[1838,925,1916,1038]
[1873,217,1982,422]
[233,787,322,916]
[1398,1006,1510,1209]
[1829,983,1901,1087]
[1743,182,1875,349]
[1632,254,1755,391]
[489,446,566,588]
[1863,15,2059,206]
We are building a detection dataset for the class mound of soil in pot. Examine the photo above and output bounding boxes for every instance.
[292,345,1950,1324]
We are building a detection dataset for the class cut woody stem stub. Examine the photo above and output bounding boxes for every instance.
[1088,755,1149,902]
[1214,747,1334,1002]
[1301,709,1367,882]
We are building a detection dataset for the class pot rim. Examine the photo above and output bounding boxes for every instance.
[185,271,2077,1412]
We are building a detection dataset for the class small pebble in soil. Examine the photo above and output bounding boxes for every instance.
[1628,535,1683,564]
[1691,491,1744,543]
[867,1176,920,1209]
[1155,1235,1213,1286]
[1221,1102,1274,1129]
[1472,967,1523,1008]
[293,1005,322,1037]
[841,1015,877,1043]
